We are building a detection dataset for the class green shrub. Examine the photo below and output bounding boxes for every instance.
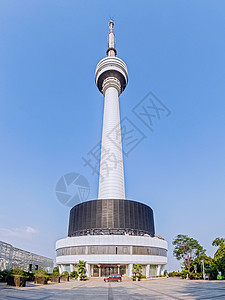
[53,267,59,273]
[168,271,181,277]
[80,274,87,280]
[0,270,12,282]
[11,269,25,277]
[70,271,78,279]
[23,271,34,281]
[61,271,69,276]
[50,267,60,277]
[132,274,142,280]
[208,266,218,280]
[34,269,49,278]
[51,272,60,277]
[180,270,189,279]
[189,272,202,280]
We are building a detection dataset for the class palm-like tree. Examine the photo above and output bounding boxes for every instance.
[76,260,87,280]
[132,264,142,277]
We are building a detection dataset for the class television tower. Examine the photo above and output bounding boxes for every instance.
[56,21,167,279]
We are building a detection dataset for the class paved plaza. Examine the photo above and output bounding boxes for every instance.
[1,278,225,300]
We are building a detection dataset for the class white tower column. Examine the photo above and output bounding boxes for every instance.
[98,77,125,199]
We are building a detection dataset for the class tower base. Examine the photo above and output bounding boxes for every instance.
[68,199,155,237]
[56,234,168,277]
[56,199,167,277]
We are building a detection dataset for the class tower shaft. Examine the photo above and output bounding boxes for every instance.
[98,77,125,199]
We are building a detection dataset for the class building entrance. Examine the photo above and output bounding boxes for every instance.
[101,265,117,276]
[92,264,126,277]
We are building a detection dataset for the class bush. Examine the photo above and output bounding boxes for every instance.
[180,270,189,279]
[189,272,202,280]
[82,274,87,280]
[51,272,60,277]
[168,271,181,277]
[34,269,49,278]
[61,271,69,276]
[180,270,203,280]
[11,269,25,277]
[132,274,142,281]
[53,267,59,273]
[34,277,48,284]
[51,276,60,283]
[50,269,60,277]
[208,266,218,280]
[23,271,34,281]
[7,276,26,287]
[0,270,12,282]
[70,271,78,279]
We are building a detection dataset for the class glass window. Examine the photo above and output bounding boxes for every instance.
[57,246,167,257]
[149,265,157,276]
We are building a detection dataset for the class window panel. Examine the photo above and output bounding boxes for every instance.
[57,246,167,257]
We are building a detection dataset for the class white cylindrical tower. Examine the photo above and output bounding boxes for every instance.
[95,20,128,199]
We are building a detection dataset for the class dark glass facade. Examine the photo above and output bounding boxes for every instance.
[68,199,155,237]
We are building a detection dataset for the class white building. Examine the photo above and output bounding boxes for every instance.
[0,241,53,272]
[56,21,168,278]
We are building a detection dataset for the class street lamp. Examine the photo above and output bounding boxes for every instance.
[201,260,205,280]
[194,264,197,273]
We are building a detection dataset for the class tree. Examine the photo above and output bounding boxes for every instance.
[132,264,143,281]
[76,260,87,280]
[132,264,142,276]
[212,237,225,275]
[173,234,205,273]
[212,238,225,247]
[192,254,213,273]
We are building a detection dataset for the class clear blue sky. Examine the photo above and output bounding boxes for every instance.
[0,0,225,271]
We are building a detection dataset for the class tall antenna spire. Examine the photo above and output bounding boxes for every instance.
[107,20,117,57]
[109,19,114,33]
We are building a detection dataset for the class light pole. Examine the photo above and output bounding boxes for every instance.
[201,260,205,280]
[194,264,197,273]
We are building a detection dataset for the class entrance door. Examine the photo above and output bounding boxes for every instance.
[101,266,117,276]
